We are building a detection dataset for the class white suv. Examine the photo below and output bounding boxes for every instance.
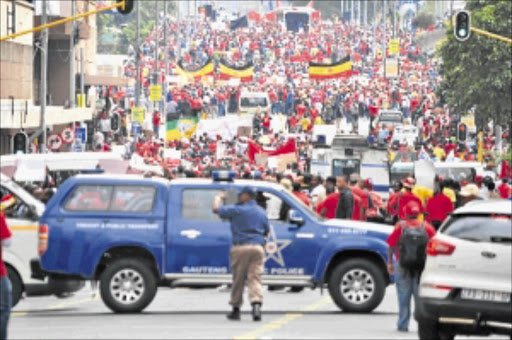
[416,200,512,340]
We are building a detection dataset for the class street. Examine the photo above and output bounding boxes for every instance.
[9,285,507,339]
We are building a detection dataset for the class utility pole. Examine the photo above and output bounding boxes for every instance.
[372,0,376,57]
[177,0,181,60]
[135,0,140,106]
[194,0,197,33]
[392,0,396,38]
[39,0,48,153]
[69,0,75,108]
[80,47,85,101]
[363,0,367,27]
[350,0,354,25]
[382,0,387,79]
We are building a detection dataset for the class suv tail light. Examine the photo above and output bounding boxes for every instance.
[427,238,456,256]
[38,224,49,256]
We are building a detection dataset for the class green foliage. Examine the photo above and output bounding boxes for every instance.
[437,0,512,126]
[97,0,175,55]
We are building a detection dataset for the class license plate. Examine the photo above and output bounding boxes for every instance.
[461,289,511,303]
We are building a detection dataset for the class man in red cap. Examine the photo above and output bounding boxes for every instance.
[394,177,424,220]
[387,202,436,332]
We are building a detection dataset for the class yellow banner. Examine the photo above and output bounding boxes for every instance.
[150,85,161,101]
[131,106,144,124]
[385,58,399,78]
[176,62,214,78]
[389,39,400,56]
[309,61,352,77]
[219,64,254,78]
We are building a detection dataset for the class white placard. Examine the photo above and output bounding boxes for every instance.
[268,156,278,169]
[163,148,181,160]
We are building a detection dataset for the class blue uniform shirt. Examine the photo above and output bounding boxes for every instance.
[218,200,270,246]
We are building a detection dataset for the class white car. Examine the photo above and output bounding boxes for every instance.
[1,174,83,306]
[416,200,512,340]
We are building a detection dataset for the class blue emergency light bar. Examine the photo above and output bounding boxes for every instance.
[212,171,236,182]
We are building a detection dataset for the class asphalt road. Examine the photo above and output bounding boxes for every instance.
[9,284,508,339]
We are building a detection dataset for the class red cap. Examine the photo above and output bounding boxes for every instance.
[364,178,373,190]
[404,202,420,218]
[402,176,416,189]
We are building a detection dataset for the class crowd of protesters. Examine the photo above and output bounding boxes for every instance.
[83,8,512,212]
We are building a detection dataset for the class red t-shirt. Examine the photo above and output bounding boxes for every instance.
[293,191,310,207]
[397,191,425,220]
[1,212,12,277]
[498,183,511,199]
[317,193,338,219]
[425,193,454,223]
[386,220,436,260]
[296,104,306,117]
[289,116,298,127]
[262,116,271,128]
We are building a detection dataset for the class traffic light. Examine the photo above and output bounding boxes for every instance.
[116,0,134,15]
[12,132,27,154]
[457,123,467,141]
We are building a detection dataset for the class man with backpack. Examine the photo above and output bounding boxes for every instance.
[386,202,436,332]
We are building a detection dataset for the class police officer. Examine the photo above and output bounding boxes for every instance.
[212,187,270,322]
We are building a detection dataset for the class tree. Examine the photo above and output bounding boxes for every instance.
[437,0,511,126]
[97,1,175,54]
[413,11,435,29]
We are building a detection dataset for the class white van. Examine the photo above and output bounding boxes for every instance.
[1,174,83,306]
[238,92,271,115]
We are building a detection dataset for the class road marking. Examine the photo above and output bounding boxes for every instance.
[12,295,99,317]
[48,295,99,310]
[233,296,332,340]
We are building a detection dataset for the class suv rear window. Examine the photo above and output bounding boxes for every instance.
[64,185,156,213]
[441,214,512,244]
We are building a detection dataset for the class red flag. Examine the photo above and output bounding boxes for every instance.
[311,10,321,21]
[248,10,261,21]
[269,139,297,157]
[306,0,314,8]
[247,140,263,162]
[265,11,277,22]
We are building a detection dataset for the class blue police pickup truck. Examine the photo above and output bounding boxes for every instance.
[39,173,394,313]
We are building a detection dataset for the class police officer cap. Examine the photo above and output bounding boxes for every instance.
[239,186,256,198]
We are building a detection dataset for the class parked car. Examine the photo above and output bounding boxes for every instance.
[1,174,83,306]
[416,200,512,340]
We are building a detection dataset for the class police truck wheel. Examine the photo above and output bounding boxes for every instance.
[328,259,385,313]
[99,259,157,313]
[6,266,23,308]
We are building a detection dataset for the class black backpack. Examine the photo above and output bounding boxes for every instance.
[398,222,428,273]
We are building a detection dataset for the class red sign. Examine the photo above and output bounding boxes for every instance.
[47,134,63,151]
[61,127,75,144]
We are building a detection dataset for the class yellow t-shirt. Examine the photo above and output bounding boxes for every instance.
[433,147,445,160]
[314,116,324,125]
[413,185,434,206]
[443,187,456,203]
[301,118,311,131]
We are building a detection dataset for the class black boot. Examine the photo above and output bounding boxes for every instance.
[226,307,241,321]
[252,303,262,322]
